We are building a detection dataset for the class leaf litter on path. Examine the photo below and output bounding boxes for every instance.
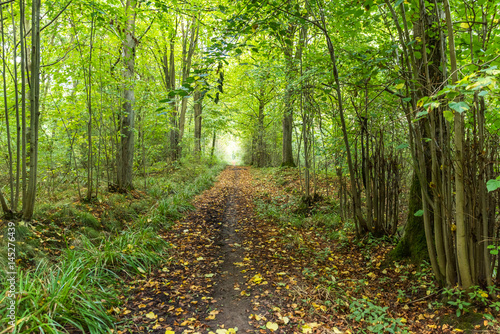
[118,166,495,334]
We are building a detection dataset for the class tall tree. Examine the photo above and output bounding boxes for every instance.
[117,0,137,191]
[23,0,42,220]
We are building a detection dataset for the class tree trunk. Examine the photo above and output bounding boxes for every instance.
[117,0,137,191]
[22,0,41,220]
[281,26,296,168]
[178,17,199,155]
[391,174,429,263]
[443,0,473,289]
[193,90,204,157]
[1,6,14,209]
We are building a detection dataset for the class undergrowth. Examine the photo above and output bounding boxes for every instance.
[0,158,225,333]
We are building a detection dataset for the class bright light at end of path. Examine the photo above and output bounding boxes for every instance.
[223,138,242,165]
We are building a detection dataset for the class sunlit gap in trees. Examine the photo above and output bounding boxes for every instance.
[220,135,242,166]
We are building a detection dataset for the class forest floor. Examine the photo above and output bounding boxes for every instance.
[118,166,499,334]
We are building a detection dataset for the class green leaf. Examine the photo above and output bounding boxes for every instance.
[443,110,454,123]
[448,101,469,114]
[486,179,500,192]
[416,110,428,118]
[396,143,409,150]
[414,209,424,217]
[414,51,422,59]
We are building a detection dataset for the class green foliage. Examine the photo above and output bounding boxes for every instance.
[152,161,225,226]
[348,299,409,333]
[443,285,500,318]
[486,176,500,192]
[0,257,115,333]
[76,211,100,229]
[76,228,170,275]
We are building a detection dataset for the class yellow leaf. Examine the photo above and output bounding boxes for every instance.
[395,83,405,90]
[266,322,279,331]
[302,325,312,333]
[145,312,157,319]
[137,267,146,274]
[251,273,263,284]
[165,331,175,334]
[460,22,470,29]
[138,304,147,308]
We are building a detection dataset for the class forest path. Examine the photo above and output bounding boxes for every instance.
[119,166,497,334]
[121,166,293,334]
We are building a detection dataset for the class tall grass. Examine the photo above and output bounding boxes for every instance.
[152,162,225,226]
[1,258,114,333]
[0,160,225,333]
[0,227,170,333]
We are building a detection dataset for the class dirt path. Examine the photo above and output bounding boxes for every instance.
[120,166,499,334]
[206,167,253,331]
[121,167,263,333]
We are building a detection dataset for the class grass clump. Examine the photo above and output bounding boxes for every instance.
[76,227,170,275]
[151,161,225,226]
[75,211,100,229]
[0,255,115,333]
[0,227,171,332]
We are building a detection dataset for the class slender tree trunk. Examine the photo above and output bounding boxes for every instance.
[20,0,27,208]
[193,90,204,157]
[281,25,296,167]
[210,130,216,158]
[178,17,199,154]
[117,0,137,191]
[443,0,473,289]
[1,6,14,209]
[22,0,41,220]
[85,14,96,200]
[321,24,367,234]
[11,3,21,212]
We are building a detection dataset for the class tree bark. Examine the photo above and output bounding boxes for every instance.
[178,17,199,154]
[22,0,41,220]
[117,0,137,191]
[193,90,204,157]
[443,0,473,289]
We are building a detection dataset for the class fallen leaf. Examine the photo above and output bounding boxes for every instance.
[145,312,157,319]
[266,322,279,331]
